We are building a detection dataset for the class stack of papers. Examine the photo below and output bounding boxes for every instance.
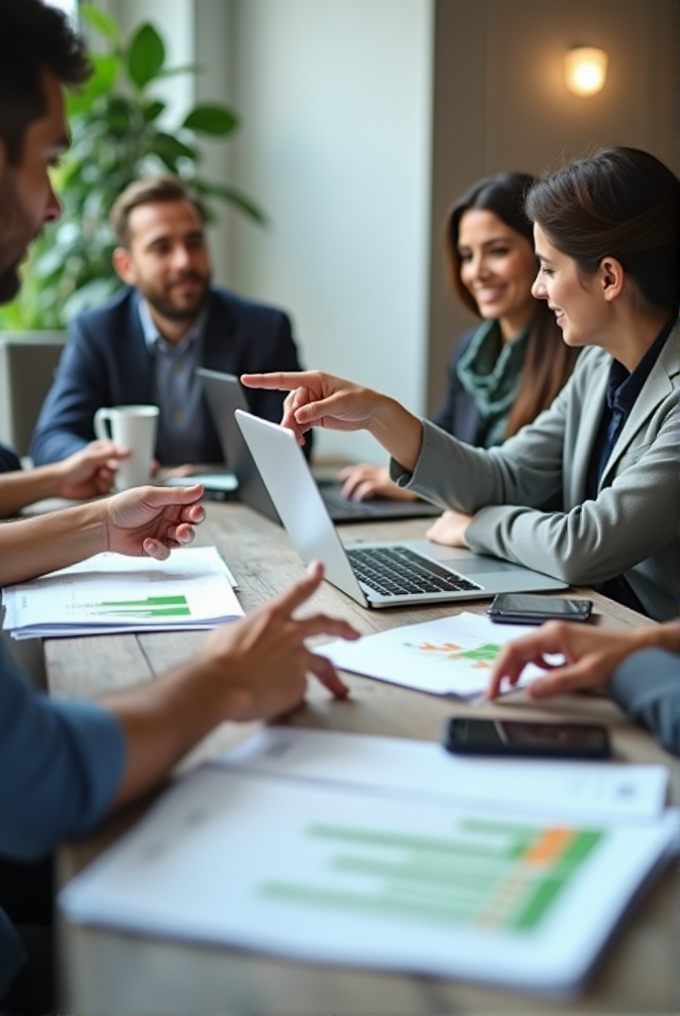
[321,611,559,698]
[60,728,678,998]
[2,546,244,639]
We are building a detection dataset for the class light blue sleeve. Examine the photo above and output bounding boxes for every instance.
[0,641,126,860]
[609,648,680,756]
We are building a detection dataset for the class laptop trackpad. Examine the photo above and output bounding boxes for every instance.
[446,556,524,576]
[410,541,522,575]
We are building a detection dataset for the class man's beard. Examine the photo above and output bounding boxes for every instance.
[144,271,211,323]
[0,169,35,305]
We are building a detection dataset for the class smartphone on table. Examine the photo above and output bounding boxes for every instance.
[442,716,611,760]
[486,593,593,626]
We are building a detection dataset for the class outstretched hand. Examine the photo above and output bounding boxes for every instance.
[241,370,381,446]
[205,560,361,721]
[486,620,645,701]
[103,484,206,559]
[241,369,424,473]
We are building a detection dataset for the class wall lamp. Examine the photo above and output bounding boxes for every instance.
[564,46,608,96]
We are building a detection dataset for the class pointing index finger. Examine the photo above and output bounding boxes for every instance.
[272,561,326,616]
[241,371,309,391]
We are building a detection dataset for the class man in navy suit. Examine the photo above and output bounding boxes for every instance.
[30,175,311,472]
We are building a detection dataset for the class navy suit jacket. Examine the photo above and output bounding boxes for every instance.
[30,285,311,465]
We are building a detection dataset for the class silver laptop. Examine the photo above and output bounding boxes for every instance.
[197,368,281,521]
[235,409,568,608]
[197,368,441,524]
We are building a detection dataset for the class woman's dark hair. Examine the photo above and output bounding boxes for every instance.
[0,0,90,164]
[444,172,579,439]
[526,146,680,316]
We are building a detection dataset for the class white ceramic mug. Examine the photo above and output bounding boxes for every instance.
[94,404,160,490]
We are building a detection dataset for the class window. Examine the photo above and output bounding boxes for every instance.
[44,0,78,20]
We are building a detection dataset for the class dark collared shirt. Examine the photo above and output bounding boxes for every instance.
[139,299,210,465]
[585,317,675,614]
[586,318,674,497]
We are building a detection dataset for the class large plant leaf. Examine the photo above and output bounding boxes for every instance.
[32,246,70,281]
[0,300,28,330]
[150,132,199,167]
[127,23,165,89]
[143,100,166,123]
[66,54,119,116]
[156,63,205,79]
[193,180,268,226]
[79,4,121,44]
[182,105,239,136]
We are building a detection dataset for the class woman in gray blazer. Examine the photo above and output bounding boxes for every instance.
[244,147,680,622]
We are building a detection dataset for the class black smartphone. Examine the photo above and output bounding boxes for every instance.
[486,593,593,625]
[442,716,611,760]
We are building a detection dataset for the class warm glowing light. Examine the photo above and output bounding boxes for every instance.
[564,47,608,97]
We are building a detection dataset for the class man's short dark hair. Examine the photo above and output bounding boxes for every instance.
[110,176,207,247]
[0,0,90,164]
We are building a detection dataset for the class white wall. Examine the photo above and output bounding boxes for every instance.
[228,0,434,461]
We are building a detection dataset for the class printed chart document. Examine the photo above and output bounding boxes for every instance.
[2,546,243,638]
[60,729,678,998]
[321,611,559,697]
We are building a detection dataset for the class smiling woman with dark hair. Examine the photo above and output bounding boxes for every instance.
[338,171,579,505]
[245,146,680,622]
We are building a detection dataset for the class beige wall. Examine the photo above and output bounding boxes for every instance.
[427,0,678,412]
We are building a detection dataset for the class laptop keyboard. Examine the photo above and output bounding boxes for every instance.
[346,546,482,597]
[320,487,402,519]
[319,485,441,521]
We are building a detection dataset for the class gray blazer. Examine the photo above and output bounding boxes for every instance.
[393,324,680,621]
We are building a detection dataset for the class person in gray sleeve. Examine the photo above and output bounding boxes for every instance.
[243,147,680,622]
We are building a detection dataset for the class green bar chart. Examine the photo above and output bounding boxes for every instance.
[90,594,191,617]
[261,817,602,933]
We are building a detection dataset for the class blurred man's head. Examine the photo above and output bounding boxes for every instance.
[111,176,212,324]
[0,0,90,303]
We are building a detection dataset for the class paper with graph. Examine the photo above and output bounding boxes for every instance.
[2,546,244,638]
[321,611,555,697]
[59,752,679,996]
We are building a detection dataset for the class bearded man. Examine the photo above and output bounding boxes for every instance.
[30,174,311,471]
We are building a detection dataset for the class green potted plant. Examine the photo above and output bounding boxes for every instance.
[0,4,265,330]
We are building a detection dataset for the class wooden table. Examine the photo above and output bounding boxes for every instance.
[48,502,679,1015]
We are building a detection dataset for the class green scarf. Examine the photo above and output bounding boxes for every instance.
[456,318,531,447]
